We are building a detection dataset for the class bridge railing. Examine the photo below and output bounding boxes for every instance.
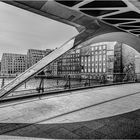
[0,72,138,99]
[0,37,76,100]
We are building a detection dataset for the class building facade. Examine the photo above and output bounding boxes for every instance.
[54,42,123,81]
[1,53,27,75]
[57,49,81,78]
[45,60,58,77]
[80,42,123,81]
[27,49,52,68]
[0,62,1,74]
[135,55,140,80]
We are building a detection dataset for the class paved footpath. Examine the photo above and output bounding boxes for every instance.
[0,83,140,139]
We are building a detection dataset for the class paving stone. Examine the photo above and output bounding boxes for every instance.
[3,129,21,136]
[19,128,49,138]
[72,126,92,138]
[132,109,140,116]
[107,117,135,128]
[108,114,124,122]
[0,123,21,134]
[117,117,134,124]
[83,120,105,130]
[122,112,140,120]
[84,130,107,139]
[124,129,140,139]
[36,123,61,135]
[95,118,111,126]
[47,127,80,139]
[134,118,140,128]
[62,123,82,132]
[96,124,127,138]
[5,128,46,139]
[14,123,28,129]
[119,123,139,134]
[16,125,39,137]
[99,121,140,139]
[36,132,50,139]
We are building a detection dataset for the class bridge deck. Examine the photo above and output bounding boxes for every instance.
[0,83,140,139]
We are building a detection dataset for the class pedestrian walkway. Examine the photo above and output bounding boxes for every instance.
[0,83,140,139]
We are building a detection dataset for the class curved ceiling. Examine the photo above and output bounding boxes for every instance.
[3,0,140,37]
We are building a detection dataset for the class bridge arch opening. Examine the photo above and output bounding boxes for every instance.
[74,36,140,82]
[1,31,140,99]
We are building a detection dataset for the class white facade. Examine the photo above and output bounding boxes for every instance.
[27,49,52,68]
[1,53,27,75]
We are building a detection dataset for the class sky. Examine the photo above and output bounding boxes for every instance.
[0,2,78,59]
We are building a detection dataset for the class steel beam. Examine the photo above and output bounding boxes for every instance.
[0,37,75,99]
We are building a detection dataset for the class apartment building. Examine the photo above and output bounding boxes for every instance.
[27,49,52,68]
[1,53,27,75]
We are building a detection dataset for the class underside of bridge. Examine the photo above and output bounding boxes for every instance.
[1,0,140,99]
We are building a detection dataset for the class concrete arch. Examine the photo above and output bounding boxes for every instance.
[84,32,140,53]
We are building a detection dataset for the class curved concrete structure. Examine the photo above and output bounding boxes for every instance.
[1,0,140,98]
[4,0,140,36]
[78,31,140,53]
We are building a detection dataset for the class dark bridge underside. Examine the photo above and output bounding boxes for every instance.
[4,1,140,49]
[3,0,140,37]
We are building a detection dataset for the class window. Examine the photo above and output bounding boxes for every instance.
[99,55,102,61]
[103,68,106,72]
[95,68,98,72]
[81,57,83,62]
[92,56,94,61]
[103,50,106,54]
[95,56,98,61]
[103,55,106,61]
[107,51,114,55]
[99,46,102,50]
[99,51,102,54]
[88,68,91,72]
[103,45,106,50]
[76,49,80,53]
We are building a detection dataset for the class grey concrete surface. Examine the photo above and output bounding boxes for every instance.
[0,83,140,139]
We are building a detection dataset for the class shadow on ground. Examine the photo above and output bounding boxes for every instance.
[1,109,140,139]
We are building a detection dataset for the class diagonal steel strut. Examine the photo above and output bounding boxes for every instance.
[0,37,75,99]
